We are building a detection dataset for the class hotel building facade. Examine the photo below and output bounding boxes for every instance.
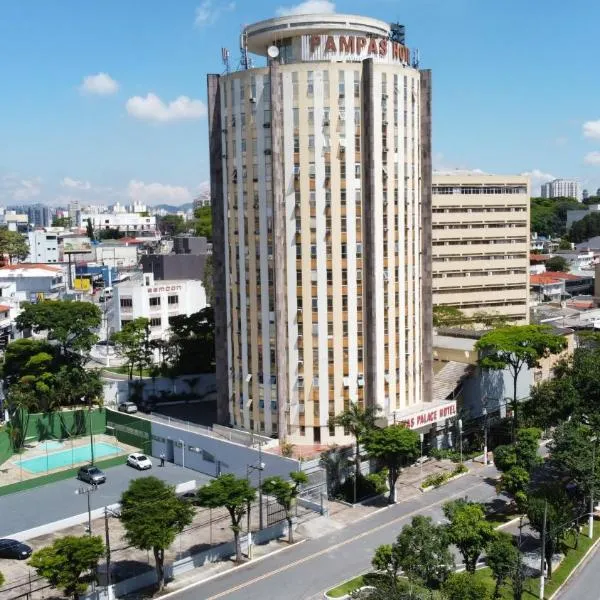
[432,173,530,324]
[208,13,437,444]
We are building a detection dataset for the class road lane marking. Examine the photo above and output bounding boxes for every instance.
[204,480,486,600]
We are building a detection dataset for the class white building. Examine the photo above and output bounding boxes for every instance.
[0,264,66,302]
[26,230,59,263]
[112,273,207,340]
[95,243,139,268]
[541,178,581,200]
[0,209,28,232]
[80,210,157,239]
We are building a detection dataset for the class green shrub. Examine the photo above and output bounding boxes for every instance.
[335,471,388,503]
[365,468,388,495]
[452,463,468,475]
[422,472,449,488]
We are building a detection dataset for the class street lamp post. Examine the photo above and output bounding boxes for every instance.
[419,433,424,480]
[84,395,95,466]
[540,499,548,600]
[590,436,598,539]
[458,419,463,464]
[75,485,97,535]
[247,446,265,531]
[483,407,488,466]
[179,440,185,469]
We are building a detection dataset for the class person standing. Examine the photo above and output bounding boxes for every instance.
[160,452,165,467]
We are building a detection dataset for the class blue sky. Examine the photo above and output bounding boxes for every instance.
[1,0,600,206]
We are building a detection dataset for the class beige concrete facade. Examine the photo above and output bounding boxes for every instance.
[432,173,530,324]
[208,14,431,444]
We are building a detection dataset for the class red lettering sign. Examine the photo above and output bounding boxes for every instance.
[310,35,410,64]
[339,35,354,53]
[355,36,367,54]
[310,35,321,52]
[325,35,337,52]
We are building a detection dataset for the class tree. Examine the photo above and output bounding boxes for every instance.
[476,325,567,433]
[194,205,212,240]
[523,377,579,429]
[85,218,94,241]
[486,532,519,599]
[158,215,188,236]
[530,196,580,238]
[558,238,572,250]
[371,544,401,591]
[363,425,420,503]
[545,255,569,272]
[120,477,194,591]
[497,466,530,512]
[514,427,543,473]
[167,308,215,374]
[391,515,454,588]
[0,228,29,263]
[111,318,152,380]
[493,444,517,473]
[329,403,378,483]
[16,300,101,362]
[1,338,57,385]
[548,421,599,510]
[196,474,256,562]
[442,572,490,600]
[29,535,104,599]
[527,484,576,579]
[52,216,72,228]
[261,472,308,544]
[0,570,4,587]
[443,500,497,573]
[433,305,467,328]
[569,211,600,243]
[5,385,38,450]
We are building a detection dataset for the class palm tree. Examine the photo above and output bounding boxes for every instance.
[329,403,378,482]
[6,386,38,451]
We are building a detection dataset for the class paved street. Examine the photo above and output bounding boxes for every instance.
[164,464,502,600]
[0,459,209,537]
[555,542,600,599]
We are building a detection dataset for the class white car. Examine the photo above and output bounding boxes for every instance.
[127,453,153,470]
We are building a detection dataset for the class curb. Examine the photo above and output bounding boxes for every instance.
[420,469,469,493]
[158,538,307,599]
[549,533,600,599]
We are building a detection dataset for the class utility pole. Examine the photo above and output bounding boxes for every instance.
[483,407,488,466]
[104,508,111,588]
[539,499,547,600]
[258,441,264,530]
[590,437,597,539]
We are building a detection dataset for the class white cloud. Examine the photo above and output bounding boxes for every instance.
[194,1,235,27]
[520,169,555,194]
[79,73,119,95]
[126,93,207,123]
[584,151,600,165]
[276,0,335,15]
[0,174,42,201]
[127,180,192,205]
[583,120,600,139]
[61,177,91,191]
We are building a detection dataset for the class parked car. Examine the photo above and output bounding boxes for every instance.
[127,453,152,470]
[0,539,32,560]
[77,465,106,485]
[118,402,138,414]
[138,400,155,414]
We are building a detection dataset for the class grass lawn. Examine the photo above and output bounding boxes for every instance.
[473,519,600,599]
[326,575,364,597]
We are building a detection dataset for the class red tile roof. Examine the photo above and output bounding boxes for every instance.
[0,305,11,312]
[547,271,587,281]
[0,263,62,272]
[531,274,563,285]
[530,254,550,263]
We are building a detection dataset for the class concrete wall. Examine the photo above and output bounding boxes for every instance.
[141,254,207,282]
[150,420,299,480]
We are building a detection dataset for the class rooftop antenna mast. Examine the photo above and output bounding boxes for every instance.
[412,48,420,69]
[221,47,231,74]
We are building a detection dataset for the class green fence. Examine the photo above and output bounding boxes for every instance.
[0,427,12,466]
[105,410,152,454]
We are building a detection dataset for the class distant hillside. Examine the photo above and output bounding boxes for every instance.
[155,203,194,213]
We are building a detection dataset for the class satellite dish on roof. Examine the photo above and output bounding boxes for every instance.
[267,45,280,59]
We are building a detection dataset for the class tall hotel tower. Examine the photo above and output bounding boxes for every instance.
[208,14,434,445]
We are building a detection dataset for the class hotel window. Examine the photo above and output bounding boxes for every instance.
[294,136,300,152]
[149,297,161,307]
[307,71,314,96]
[150,317,162,327]
[291,72,298,99]
[293,108,299,128]
[323,70,329,97]
[355,163,361,178]
[354,71,360,97]
[120,298,133,308]
[168,295,178,305]
[309,162,316,179]
[308,108,314,124]
[308,135,315,149]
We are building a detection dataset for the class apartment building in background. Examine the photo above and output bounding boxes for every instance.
[26,230,59,263]
[208,13,445,445]
[432,173,530,324]
[541,178,580,200]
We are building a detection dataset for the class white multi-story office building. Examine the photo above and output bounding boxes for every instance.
[432,173,530,324]
[112,273,207,340]
[541,178,580,200]
[26,230,59,263]
[208,13,442,444]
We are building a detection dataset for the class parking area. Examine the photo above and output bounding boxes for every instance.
[0,458,210,537]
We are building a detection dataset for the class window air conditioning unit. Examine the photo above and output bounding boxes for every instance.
[323,119,330,126]
[263,122,271,128]
[250,97,257,103]
[264,149,272,155]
